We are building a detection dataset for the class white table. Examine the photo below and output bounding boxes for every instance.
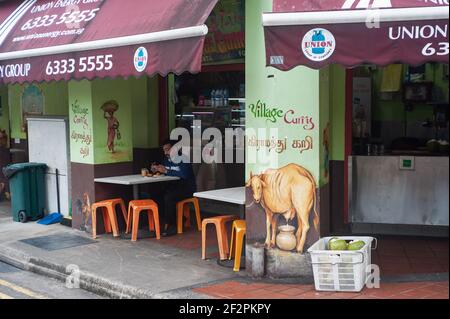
[194,187,246,219]
[194,187,245,205]
[94,175,180,199]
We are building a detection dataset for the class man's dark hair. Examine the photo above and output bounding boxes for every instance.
[162,138,178,147]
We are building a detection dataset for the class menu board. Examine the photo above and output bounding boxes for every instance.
[203,0,245,65]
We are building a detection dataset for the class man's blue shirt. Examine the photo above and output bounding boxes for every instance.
[163,155,196,194]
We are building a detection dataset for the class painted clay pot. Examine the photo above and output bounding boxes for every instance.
[276,225,297,251]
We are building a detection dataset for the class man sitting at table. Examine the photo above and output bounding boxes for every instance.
[151,139,196,236]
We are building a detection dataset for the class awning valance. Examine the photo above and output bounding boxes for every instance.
[264,0,449,70]
[0,0,217,84]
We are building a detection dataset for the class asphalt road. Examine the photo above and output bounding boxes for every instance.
[0,261,104,299]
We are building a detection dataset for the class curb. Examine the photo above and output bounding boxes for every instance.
[0,245,155,299]
[1,244,448,299]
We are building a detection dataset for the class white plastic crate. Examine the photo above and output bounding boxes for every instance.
[307,236,377,292]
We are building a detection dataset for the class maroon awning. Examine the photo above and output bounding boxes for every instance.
[264,0,449,70]
[0,0,21,24]
[0,0,217,84]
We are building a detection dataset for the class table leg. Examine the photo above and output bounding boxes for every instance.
[239,205,245,220]
[133,185,139,200]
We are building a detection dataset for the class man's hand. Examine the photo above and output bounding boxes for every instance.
[156,165,167,174]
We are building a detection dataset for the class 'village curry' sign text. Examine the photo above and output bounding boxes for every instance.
[248,100,315,130]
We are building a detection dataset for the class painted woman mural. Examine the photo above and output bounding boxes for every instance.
[101,100,121,153]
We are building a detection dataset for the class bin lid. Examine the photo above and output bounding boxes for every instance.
[2,162,47,179]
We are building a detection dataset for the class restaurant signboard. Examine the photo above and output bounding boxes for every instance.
[0,0,218,84]
[264,0,449,70]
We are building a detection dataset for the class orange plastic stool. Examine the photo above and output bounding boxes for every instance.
[91,198,127,239]
[176,198,201,234]
[126,200,160,242]
[229,220,246,272]
[201,215,238,260]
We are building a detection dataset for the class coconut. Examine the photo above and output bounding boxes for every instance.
[347,240,366,251]
[328,238,348,251]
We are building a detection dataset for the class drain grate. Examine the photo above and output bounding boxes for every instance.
[20,233,96,251]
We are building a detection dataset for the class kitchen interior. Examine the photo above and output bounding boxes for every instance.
[174,69,245,213]
[175,70,245,135]
[349,63,449,236]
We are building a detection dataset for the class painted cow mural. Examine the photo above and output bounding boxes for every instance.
[246,163,318,254]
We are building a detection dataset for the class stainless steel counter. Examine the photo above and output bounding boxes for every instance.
[349,156,449,226]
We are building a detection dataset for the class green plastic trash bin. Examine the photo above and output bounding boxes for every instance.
[2,163,47,223]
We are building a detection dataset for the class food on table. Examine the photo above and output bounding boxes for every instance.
[347,240,366,251]
[141,168,149,177]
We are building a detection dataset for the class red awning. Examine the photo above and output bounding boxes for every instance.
[0,0,21,25]
[0,0,217,84]
[264,0,449,70]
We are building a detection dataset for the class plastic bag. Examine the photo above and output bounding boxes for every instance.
[37,213,63,225]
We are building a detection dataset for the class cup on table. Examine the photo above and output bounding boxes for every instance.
[373,144,379,156]
[141,168,149,177]
[367,144,372,156]
[379,144,385,155]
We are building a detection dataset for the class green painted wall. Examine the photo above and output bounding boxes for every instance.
[130,75,160,149]
[148,77,159,148]
[0,86,9,136]
[69,80,94,164]
[6,76,159,151]
[372,64,448,123]
[8,82,69,140]
[92,78,133,164]
[130,76,149,149]
[68,76,158,164]
[0,86,10,150]
[246,0,326,186]
[326,63,449,163]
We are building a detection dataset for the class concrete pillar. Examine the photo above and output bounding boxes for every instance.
[68,79,135,232]
[245,0,331,279]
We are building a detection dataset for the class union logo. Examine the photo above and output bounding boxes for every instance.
[301,29,336,62]
[134,47,148,72]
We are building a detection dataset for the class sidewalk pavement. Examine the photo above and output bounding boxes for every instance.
[0,202,448,299]
[193,277,449,299]
[0,202,242,299]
